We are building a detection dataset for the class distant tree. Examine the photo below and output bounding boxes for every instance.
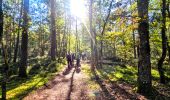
[89,0,95,70]
[19,0,29,77]
[0,0,2,42]
[13,0,23,63]
[50,0,57,60]
[137,0,152,95]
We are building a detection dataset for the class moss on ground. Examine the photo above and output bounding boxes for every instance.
[0,58,65,100]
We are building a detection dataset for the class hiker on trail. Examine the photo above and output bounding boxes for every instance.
[82,52,86,60]
[71,53,75,66]
[76,53,81,68]
[66,53,72,69]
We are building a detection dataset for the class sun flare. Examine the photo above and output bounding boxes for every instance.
[70,0,86,20]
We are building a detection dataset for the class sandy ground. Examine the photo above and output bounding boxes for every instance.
[23,63,150,100]
[24,64,103,100]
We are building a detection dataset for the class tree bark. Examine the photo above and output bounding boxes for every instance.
[89,0,95,70]
[167,42,170,64]
[100,0,113,60]
[19,0,29,77]
[137,0,152,95]
[157,0,167,84]
[0,0,2,41]
[13,0,23,63]
[50,0,57,60]
[1,43,9,100]
[0,0,7,99]
[130,0,137,59]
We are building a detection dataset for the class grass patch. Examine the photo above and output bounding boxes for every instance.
[97,65,137,85]
[0,58,65,100]
[81,64,100,90]
[96,63,170,99]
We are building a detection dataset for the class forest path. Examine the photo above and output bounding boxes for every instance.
[24,62,103,100]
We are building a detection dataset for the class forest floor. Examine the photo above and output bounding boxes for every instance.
[23,61,170,100]
[24,62,104,100]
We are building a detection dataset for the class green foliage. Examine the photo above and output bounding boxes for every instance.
[97,65,137,85]
[97,64,170,87]
[0,60,65,99]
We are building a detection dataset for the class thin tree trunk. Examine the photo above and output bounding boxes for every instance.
[100,0,113,60]
[13,0,23,63]
[157,0,167,84]
[137,0,152,95]
[167,1,170,64]
[0,0,2,41]
[167,42,170,64]
[167,0,170,18]
[69,17,71,53]
[130,0,137,59]
[76,17,78,54]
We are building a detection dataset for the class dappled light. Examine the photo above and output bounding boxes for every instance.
[0,0,170,100]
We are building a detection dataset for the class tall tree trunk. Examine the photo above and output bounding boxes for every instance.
[0,0,7,99]
[0,0,2,41]
[167,0,170,64]
[167,0,170,18]
[137,0,152,95]
[19,0,29,77]
[89,0,95,70]
[94,28,98,68]
[132,30,137,58]
[50,0,57,60]
[62,10,67,58]
[157,0,167,84]
[76,17,78,53]
[1,43,9,100]
[130,0,137,59]
[100,0,113,66]
[68,17,71,53]
[13,0,23,63]
[167,42,170,64]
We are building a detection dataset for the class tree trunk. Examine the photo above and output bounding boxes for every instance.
[0,0,7,99]
[132,29,137,58]
[1,43,9,100]
[0,0,2,41]
[137,0,152,95]
[157,0,167,84]
[50,0,57,60]
[89,0,95,70]
[13,0,23,63]
[130,0,137,59]
[19,0,29,77]
[167,42,170,64]
[100,0,113,60]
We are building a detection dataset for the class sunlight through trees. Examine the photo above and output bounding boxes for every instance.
[0,0,170,99]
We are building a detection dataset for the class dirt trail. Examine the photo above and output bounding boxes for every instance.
[24,64,103,100]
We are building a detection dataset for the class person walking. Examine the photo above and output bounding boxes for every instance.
[66,53,72,69]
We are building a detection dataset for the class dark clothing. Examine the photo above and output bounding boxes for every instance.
[67,54,72,69]
[76,58,80,67]
[76,54,81,67]
[67,54,72,61]
[71,54,75,66]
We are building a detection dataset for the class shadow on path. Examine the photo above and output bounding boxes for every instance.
[66,69,76,100]
[92,70,115,100]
